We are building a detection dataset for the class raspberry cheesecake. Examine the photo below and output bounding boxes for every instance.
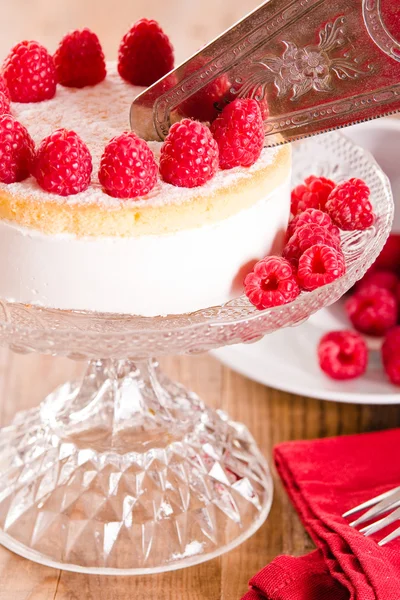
[0,25,291,317]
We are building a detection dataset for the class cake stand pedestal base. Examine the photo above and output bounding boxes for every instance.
[0,359,272,574]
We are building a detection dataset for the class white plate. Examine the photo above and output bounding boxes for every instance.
[213,118,400,405]
[213,304,400,404]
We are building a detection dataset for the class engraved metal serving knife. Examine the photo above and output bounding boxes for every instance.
[130,0,400,147]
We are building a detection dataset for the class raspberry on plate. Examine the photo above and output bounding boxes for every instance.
[180,58,231,123]
[118,19,174,87]
[297,244,346,291]
[211,98,264,170]
[0,75,9,100]
[325,178,375,230]
[290,175,335,216]
[244,256,300,310]
[382,326,400,367]
[160,119,218,188]
[318,330,368,380]
[0,92,10,116]
[0,114,35,183]
[99,132,158,199]
[355,269,399,293]
[283,223,340,266]
[345,285,397,337]
[383,355,400,386]
[286,208,340,241]
[3,40,57,103]
[33,128,92,196]
[373,234,400,272]
[381,328,400,386]
[54,28,106,88]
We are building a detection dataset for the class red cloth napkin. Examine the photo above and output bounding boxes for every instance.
[242,428,400,600]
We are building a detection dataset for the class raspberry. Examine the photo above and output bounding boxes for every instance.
[291,175,335,216]
[381,328,400,386]
[99,132,157,199]
[180,58,231,123]
[244,256,300,310]
[0,115,35,183]
[286,208,340,241]
[382,327,400,367]
[152,72,178,95]
[297,244,346,291]
[383,356,400,386]
[0,75,9,100]
[374,234,400,272]
[33,129,92,196]
[3,41,56,103]
[211,99,264,170]
[356,269,399,293]
[345,286,397,337]
[118,19,174,86]
[160,119,218,188]
[318,330,368,380]
[283,223,340,266]
[325,178,375,230]
[225,83,270,121]
[54,28,106,88]
[0,92,10,116]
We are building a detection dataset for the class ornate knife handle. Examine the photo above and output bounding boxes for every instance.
[130,0,400,146]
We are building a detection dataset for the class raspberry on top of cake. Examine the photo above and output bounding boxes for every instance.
[0,22,290,237]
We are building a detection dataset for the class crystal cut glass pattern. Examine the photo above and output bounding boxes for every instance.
[0,360,272,573]
[0,133,393,573]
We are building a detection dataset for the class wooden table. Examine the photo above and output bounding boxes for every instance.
[1,355,399,600]
[1,1,399,598]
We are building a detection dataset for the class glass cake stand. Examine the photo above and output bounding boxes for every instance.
[0,133,393,575]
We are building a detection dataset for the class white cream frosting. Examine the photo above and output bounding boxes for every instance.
[0,179,291,316]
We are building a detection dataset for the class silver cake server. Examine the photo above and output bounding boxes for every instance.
[130,0,400,147]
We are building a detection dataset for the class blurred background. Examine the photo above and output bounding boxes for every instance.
[1,0,262,61]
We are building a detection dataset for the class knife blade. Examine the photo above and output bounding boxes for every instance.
[130,0,400,147]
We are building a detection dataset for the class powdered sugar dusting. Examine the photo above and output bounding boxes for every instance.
[2,62,279,209]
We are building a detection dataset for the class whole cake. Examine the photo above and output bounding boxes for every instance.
[0,24,291,317]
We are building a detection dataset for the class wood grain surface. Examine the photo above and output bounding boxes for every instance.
[0,1,399,598]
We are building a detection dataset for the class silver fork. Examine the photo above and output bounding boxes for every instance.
[343,487,400,546]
